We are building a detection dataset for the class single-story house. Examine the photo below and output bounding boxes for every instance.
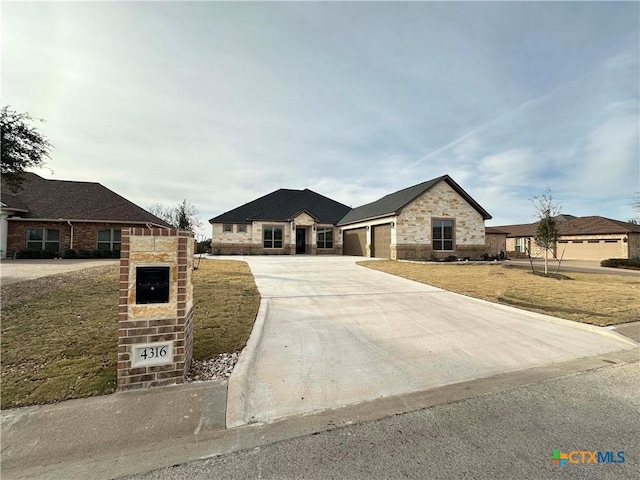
[1,173,171,258]
[210,174,493,260]
[496,215,640,261]
[209,188,352,255]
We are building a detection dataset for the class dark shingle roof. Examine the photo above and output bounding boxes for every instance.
[1,173,171,226]
[497,216,640,237]
[485,226,509,235]
[1,190,30,212]
[338,175,491,225]
[209,188,352,224]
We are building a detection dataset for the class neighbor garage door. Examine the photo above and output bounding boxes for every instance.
[343,228,366,256]
[372,224,391,258]
[557,239,622,261]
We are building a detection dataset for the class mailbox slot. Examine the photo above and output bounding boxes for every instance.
[136,266,170,304]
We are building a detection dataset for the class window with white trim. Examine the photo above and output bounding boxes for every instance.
[263,226,283,248]
[432,219,454,251]
[27,228,60,252]
[223,224,233,232]
[515,238,528,253]
[97,229,122,251]
[316,228,333,249]
[238,225,247,233]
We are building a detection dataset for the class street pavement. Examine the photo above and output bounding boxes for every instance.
[505,258,640,276]
[128,361,640,480]
[226,256,636,426]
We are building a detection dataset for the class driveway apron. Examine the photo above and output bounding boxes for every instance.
[228,256,635,425]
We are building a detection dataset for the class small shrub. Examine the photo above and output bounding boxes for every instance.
[62,249,78,259]
[77,249,93,259]
[91,249,105,258]
[600,258,640,270]
[197,239,212,254]
[15,249,39,259]
[15,249,58,259]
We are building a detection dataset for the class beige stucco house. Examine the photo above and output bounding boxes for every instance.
[210,175,493,260]
[496,215,640,261]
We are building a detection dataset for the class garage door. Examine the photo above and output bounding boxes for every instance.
[372,224,391,258]
[343,228,366,256]
[557,239,622,261]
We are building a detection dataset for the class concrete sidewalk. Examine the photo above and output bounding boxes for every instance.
[2,348,638,480]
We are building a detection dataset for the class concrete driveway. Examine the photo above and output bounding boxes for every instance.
[225,256,636,426]
[0,259,119,285]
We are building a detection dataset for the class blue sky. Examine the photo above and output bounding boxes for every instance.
[3,1,639,237]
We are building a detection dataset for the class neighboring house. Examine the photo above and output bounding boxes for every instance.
[496,215,640,261]
[1,173,171,258]
[209,188,352,255]
[485,226,508,257]
[210,175,493,260]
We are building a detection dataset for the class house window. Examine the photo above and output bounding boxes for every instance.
[317,228,333,249]
[432,219,453,251]
[515,238,529,253]
[27,228,60,252]
[263,226,283,248]
[238,225,247,233]
[97,229,122,251]
[223,224,233,232]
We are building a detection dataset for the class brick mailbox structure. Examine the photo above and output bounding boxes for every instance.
[117,228,194,390]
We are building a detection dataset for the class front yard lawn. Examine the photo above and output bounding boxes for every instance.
[359,261,639,327]
[0,259,259,409]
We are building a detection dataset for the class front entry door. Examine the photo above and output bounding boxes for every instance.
[296,228,306,254]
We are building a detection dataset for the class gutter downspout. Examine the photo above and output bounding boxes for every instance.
[67,220,74,249]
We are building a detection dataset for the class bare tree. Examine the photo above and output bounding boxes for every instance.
[148,200,202,234]
[531,188,561,275]
[632,191,640,224]
[147,203,175,226]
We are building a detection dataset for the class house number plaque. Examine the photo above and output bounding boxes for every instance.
[131,341,174,367]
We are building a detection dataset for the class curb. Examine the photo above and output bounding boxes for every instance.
[226,297,270,428]
[5,348,637,480]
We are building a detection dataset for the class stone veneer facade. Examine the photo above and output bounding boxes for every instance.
[212,211,342,255]
[117,228,194,390]
[393,181,486,260]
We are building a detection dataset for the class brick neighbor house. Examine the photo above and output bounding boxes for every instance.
[210,174,493,260]
[1,173,171,258]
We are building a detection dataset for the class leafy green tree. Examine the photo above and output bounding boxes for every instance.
[531,188,561,275]
[1,106,53,189]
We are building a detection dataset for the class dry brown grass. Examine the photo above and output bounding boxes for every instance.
[359,261,640,326]
[1,259,259,408]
